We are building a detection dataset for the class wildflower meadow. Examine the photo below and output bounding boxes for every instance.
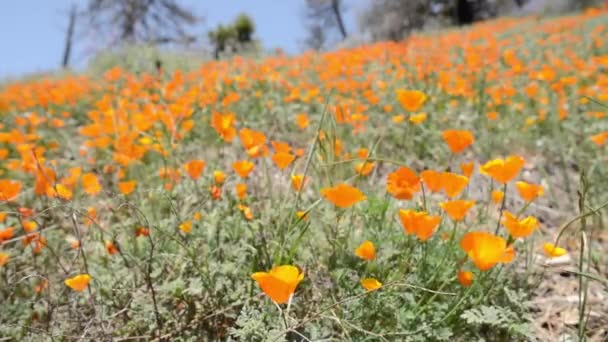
[1,7,608,341]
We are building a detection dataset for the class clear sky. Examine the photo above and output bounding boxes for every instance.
[0,0,364,80]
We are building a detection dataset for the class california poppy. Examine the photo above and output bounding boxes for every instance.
[105,240,118,255]
[421,170,443,193]
[361,278,382,291]
[65,274,91,292]
[502,211,539,238]
[460,162,475,178]
[441,172,469,198]
[457,270,474,287]
[460,231,514,271]
[233,160,255,179]
[117,180,137,195]
[386,167,420,200]
[480,155,525,184]
[211,111,236,142]
[0,227,14,242]
[291,174,306,191]
[355,162,375,176]
[515,181,544,202]
[82,173,102,196]
[543,242,567,258]
[251,265,304,304]
[184,160,206,180]
[214,170,226,184]
[272,152,295,170]
[0,252,9,266]
[409,112,427,124]
[0,179,21,201]
[442,130,474,154]
[396,89,427,112]
[491,190,504,204]
[354,240,375,260]
[296,113,309,129]
[179,220,193,234]
[321,183,366,208]
[439,200,475,221]
[398,209,441,241]
[236,183,247,200]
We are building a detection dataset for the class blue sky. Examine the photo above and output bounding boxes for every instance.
[0,0,364,79]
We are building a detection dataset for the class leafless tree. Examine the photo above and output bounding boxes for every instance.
[81,0,200,46]
[303,0,348,50]
[61,4,78,67]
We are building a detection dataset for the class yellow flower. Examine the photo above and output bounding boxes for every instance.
[409,113,428,124]
[543,242,567,258]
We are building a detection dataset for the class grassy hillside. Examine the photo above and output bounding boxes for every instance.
[0,7,607,341]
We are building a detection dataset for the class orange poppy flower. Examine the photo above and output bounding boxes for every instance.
[238,204,254,220]
[296,113,310,129]
[272,152,295,170]
[361,278,382,291]
[355,162,375,176]
[210,185,222,200]
[502,211,539,238]
[386,167,420,200]
[22,220,37,232]
[251,265,304,304]
[55,184,73,200]
[543,242,567,258]
[409,112,427,124]
[392,114,405,123]
[271,141,292,154]
[296,211,308,221]
[179,220,193,234]
[117,180,137,195]
[211,111,236,142]
[239,128,268,158]
[105,240,118,255]
[64,274,91,292]
[491,190,504,204]
[320,183,366,209]
[236,183,247,200]
[420,170,443,193]
[439,200,475,221]
[354,240,375,260]
[398,209,441,241]
[457,270,474,287]
[590,132,608,146]
[442,130,475,154]
[480,155,525,184]
[460,162,475,177]
[0,179,21,201]
[135,227,150,237]
[460,231,514,271]
[214,170,226,184]
[82,173,102,196]
[184,160,206,180]
[0,227,14,242]
[441,172,469,198]
[515,181,544,202]
[233,160,255,179]
[396,89,427,112]
[291,174,307,191]
[0,252,9,266]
